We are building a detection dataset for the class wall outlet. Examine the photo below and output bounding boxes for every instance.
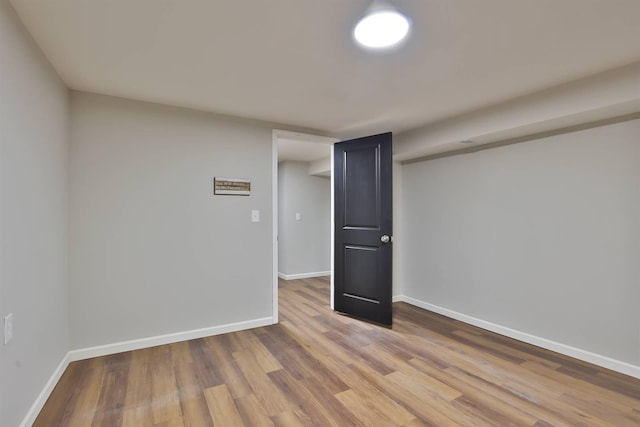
[251,210,260,223]
[4,313,13,345]
[295,212,302,221]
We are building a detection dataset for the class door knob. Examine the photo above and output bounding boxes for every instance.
[381,234,391,243]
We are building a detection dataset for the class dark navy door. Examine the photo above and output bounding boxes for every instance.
[334,132,393,326]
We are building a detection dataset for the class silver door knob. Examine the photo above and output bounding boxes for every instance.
[381,234,391,243]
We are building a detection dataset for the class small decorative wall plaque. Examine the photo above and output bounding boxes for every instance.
[214,177,251,196]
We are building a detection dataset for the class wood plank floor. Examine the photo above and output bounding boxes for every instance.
[35,277,640,426]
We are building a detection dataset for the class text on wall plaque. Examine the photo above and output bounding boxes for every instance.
[214,177,251,196]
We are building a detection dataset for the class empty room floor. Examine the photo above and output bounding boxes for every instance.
[35,277,640,426]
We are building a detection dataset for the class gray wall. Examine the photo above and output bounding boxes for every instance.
[278,161,331,276]
[399,119,640,365]
[0,1,70,426]
[69,92,273,349]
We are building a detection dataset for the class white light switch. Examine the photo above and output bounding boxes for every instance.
[295,212,302,221]
[4,313,13,345]
[251,210,260,223]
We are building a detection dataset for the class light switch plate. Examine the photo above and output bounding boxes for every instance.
[251,210,260,223]
[295,212,302,221]
[4,313,13,345]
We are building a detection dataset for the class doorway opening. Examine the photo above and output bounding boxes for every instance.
[271,130,338,323]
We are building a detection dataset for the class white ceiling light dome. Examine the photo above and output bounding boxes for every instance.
[354,1,411,49]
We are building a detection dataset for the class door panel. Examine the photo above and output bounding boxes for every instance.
[334,132,392,326]
[344,245,380,301]
[344,145,380,228]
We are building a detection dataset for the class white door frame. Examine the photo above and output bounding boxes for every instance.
[271,130,339,323]
[271,131,279,323]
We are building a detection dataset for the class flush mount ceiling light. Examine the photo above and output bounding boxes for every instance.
[354,1,410,50]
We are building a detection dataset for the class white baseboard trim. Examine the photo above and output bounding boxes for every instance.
[394,295,640,379]
[20,316,273,426]
[20,353,71,427]
[278,271,331,280]
[392,295,403,303]
[68,316,273,362]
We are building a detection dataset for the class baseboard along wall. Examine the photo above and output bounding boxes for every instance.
[278,271,331,280]
[23,294,640,426]
[393,295,640,379]
[19,316,274,427]
[19,353,71,427]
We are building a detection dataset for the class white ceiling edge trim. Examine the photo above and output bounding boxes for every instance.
[394,61,640,162]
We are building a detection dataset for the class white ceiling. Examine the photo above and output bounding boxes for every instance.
[10,0,640,139]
